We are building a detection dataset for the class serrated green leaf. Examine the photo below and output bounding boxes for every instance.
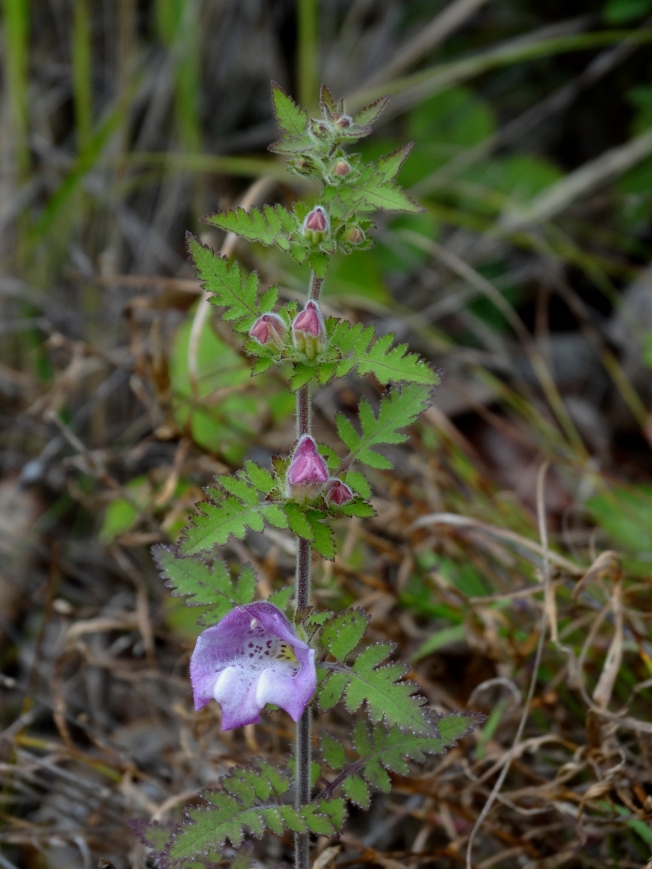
[357,335,438,386]
[351,161,423,214]
[153,545,256,622]
[244,461,275,494]
[217,475,259,506]
[321,733,347,770]
[308,251,329,277]
[322,609,369,661]
[290,362,316,391]
[322,715,483,806]
[308,513,335,560]
[271,81,309,137]
[375,143,413,181]
[352,95,391,127]
[337,384,431,470]
[344,471,372,500]
[342,775,370,809]
[319,643,432,733]
[251,357,274,376]
[317,671,350,712]
[283,502,314,540]
[167,763,349,863]
[268,584,294,611]
[204,204,296,252]
[340,500,376,518]
[188,235,266,332]
[179,498,288,555]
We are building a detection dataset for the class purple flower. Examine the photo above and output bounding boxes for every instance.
[286,434,329,500]
[292,300,326,360]
[190,602,316,731]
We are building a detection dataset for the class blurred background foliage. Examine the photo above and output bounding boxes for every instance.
[2,1,652,867]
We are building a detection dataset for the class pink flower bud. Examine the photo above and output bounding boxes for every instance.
[286,435,329,501]
[292,300,326,360]
[303,206,330,244]
[249,313,287,350]
[332,159,351,177]
[335,115,352,129]
[324,478,354,507]
[344,224,365,245]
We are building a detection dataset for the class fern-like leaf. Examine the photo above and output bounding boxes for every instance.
[318,642,432,734]
[178,461,287,556]
[337,383,432,470]
[204,204,299,254]
[271,81,309,138]
[187,234,277,332]
[348,149,423,215]
[319,714,483,805]
[167,764,345,863]
[152,545,256,623]
[357,334,437,385]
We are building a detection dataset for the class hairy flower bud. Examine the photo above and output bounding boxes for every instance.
[324,478,354,507]
[311,120,330,139]
[334,114,352,129]
[302,206,330,244]
[190,602,316,731]
[332,158,351,177]
[249,313,287,350]
[344,224,365,245]
[286,434,329,501]
[291,156,313,176]
[292,300,326,360]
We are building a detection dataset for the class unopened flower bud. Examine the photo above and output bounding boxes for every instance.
[312,120,330,138]
[335,115,352,130]
[249,313,287,350]
[324,478,354,507]
[286,435,329,501]
[292,300,326,361]
[344,224,365,245]
[302,206,330,244]
[291,157,312,176]
[332,158,351,177]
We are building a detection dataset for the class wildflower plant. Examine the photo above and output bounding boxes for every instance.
[146,84,483,868]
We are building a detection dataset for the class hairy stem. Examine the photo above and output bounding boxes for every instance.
[295,271,322,869]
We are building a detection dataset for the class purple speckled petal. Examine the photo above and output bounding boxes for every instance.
[189,601,316,731]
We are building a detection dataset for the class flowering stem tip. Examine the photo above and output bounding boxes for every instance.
[190,602,316,731]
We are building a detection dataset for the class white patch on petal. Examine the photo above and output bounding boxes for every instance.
[213,665,249,706]
[255,665,289,709]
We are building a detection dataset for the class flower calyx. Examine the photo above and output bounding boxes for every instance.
[292,300,326,361]
[286,434,329,501]
[324,478,354,507]
[249,312,287,350]
[190,602,316,731]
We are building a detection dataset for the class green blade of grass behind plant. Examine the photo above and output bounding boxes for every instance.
[348,30,652,116]
[72,0,93,153]
[298,0,319,113]
[2,0,30,180]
